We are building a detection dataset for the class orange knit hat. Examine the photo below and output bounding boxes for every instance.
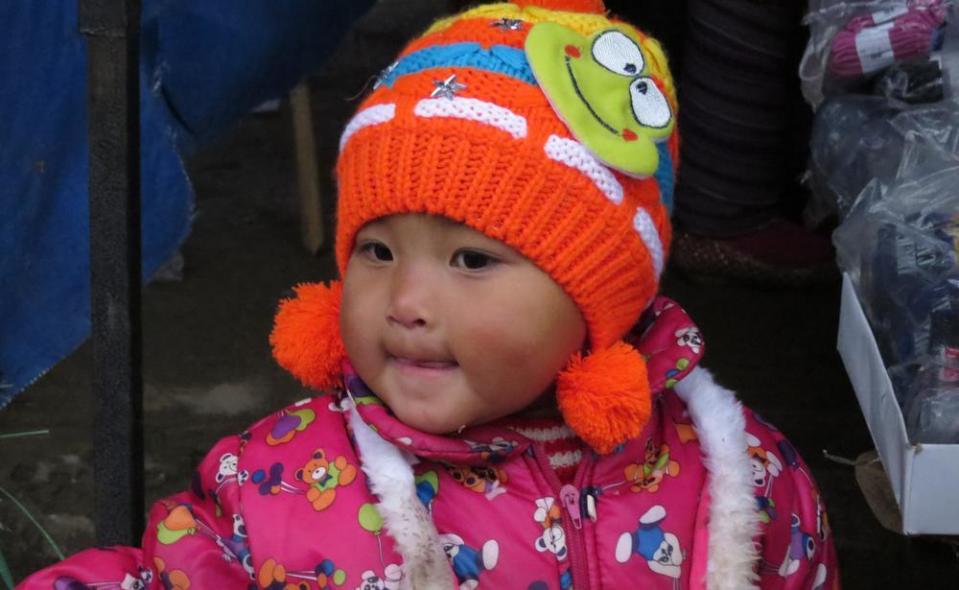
[272,0,679,454]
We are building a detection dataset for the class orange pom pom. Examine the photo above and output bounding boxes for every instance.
[556,341,651,454]
[270,281,346,391]
[514,0,606,13]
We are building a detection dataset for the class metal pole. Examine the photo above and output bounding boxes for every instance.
[79,0,145,546]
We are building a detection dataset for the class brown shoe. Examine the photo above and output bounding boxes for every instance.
[670,220,839,288]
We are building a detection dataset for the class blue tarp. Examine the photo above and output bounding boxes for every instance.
[0,0,373,407]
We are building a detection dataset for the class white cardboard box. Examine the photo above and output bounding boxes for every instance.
[837,273,959,535]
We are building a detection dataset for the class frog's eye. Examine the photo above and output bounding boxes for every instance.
[592,30,645,76]
[630,77,671,128]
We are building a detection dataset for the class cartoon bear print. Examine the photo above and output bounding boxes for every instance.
[439,532,500,590]
[624,439,681,493]
[445,464,508,500]
[215,452,250,489]
[615,505,684,586]
[295,448,359,511]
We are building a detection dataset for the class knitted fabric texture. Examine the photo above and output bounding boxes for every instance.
[336,2,679,351]
[275,0,680,454]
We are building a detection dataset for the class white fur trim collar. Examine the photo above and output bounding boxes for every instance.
[349,367,761,590]
[348,406,455,589]
[675,367,762,590]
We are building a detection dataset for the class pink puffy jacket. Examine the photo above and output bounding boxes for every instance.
[19,298,839,590]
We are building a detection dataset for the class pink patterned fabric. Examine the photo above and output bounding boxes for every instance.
[18,298,839,590]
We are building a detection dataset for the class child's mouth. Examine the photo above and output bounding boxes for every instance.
[389,355,458,373]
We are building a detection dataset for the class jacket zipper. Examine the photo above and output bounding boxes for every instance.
[532,444,592,590]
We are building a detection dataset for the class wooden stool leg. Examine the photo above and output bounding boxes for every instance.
[290,82,325,254]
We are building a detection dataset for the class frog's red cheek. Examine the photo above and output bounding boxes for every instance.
[622,129,638,142]
[564,44,581,58]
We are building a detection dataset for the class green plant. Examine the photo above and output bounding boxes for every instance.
[0,429,63,588]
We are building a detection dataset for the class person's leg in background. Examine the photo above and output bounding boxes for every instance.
[608,0,835,286]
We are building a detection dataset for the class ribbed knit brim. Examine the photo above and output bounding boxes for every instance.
[335,2,679,350]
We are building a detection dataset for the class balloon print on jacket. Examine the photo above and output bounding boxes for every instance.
[154,503,254,580]
[249,448,358,511]
[257,556,349,589]
[266,402,317,446]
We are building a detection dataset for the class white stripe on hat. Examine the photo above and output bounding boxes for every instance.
[413,97,528,139]
[543,135,624,205]
[339,103,397,151]
[632,207,664,278]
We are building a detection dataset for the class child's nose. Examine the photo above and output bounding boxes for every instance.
[386,267,433,329]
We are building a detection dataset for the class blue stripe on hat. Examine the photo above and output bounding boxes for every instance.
[378,42,537,88]
[654,142,674,215]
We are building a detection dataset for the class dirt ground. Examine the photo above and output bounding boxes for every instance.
[2,1,959,587]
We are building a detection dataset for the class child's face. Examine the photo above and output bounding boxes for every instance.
[341,214,587,434]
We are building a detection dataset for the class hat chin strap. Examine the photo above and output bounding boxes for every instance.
[557,341,652,455]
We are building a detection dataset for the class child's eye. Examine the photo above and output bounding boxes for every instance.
[360,241,393,262]
[452,249,497,270]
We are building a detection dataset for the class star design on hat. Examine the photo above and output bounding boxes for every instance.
[430,74,466,100]
[491,17,524,31]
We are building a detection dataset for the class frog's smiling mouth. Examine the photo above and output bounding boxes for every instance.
[564,54,618,135]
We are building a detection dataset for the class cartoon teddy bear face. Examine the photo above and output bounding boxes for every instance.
[296,450,331,485]
[446,465,505,493]
[119,567,153,590]
[216,452,240,484]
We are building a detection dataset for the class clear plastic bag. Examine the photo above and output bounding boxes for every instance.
[801,0,954,109]
[903,349,959,443]
[834,168,959,443]
[806,95,959,225]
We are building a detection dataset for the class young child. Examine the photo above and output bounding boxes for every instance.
[20,1,839,588]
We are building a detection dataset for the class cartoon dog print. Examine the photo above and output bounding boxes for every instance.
[674,327,703,355]
[779,513,816,578]
[215,513,255,579]
[295,448,359,511]
[624,439,681,493]
[746,433,783,523]
[463,437,517,463]
[438,533,500,590]
[53,567,154,590]
[615,505,684,585]
[356,564,403,590]
[533,497,567,560]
